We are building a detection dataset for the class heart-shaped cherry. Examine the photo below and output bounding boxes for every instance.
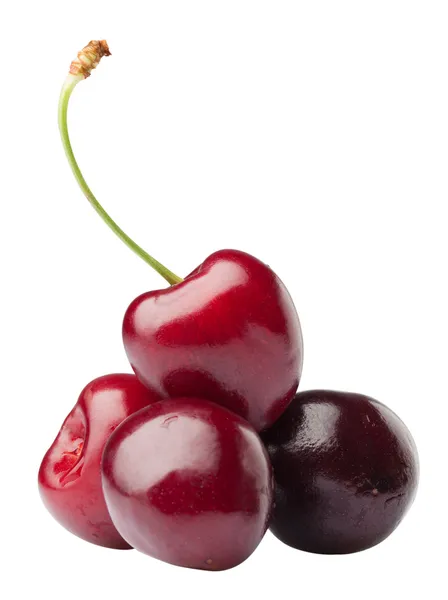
[38,373,162,549]
[123,249,302,431]
[262,390,419,554]
[101,398,273,570]
[58,41,303,432]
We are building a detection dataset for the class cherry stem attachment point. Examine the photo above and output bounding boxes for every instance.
[58,40,183,286]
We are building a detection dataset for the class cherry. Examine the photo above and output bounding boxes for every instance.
[38,374,162,549]
[58,41,303,432]
[123,249,302,431]
[101,398,273,570]
[262,390,419,554]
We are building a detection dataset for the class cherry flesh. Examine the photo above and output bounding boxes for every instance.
[262,390,419,554]
[101,398,273,570]
[123,249,303,432]
[38,374,162,549]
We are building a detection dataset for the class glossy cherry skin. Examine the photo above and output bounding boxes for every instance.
[38,374,162,549]
[123,249,303,432]
[262,390,419,554]
[102,398,273,570]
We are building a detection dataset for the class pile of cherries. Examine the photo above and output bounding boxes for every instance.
[38,41,419,571]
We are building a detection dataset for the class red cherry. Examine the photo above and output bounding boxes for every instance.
[101,398,273,570]
[57,47,303,433]
[123,250,303,432]
[38,374,162,549]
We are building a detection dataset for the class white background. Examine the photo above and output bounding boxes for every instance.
[1,1,447,598]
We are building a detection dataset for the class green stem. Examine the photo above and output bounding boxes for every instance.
[58,48,182,286]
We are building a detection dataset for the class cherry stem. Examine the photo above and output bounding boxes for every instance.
[58,40,183,286]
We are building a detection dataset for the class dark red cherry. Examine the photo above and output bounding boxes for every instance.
[262,390,419,554]
[122,249,303,432]
[38,374,162,549]
[101,398,273,570]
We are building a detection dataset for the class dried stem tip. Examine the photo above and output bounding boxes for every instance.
[69,40,111,78]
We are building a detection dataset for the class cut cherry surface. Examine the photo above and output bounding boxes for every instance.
[262,390,419,554]
[123,249,303,432]
[102,398,273,570]
[38,374,162,549]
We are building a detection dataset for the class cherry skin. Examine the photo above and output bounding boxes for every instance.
[123,249,303,432]
[38,374,163,549]
[101,398,273,570]
[262,390,419,554]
